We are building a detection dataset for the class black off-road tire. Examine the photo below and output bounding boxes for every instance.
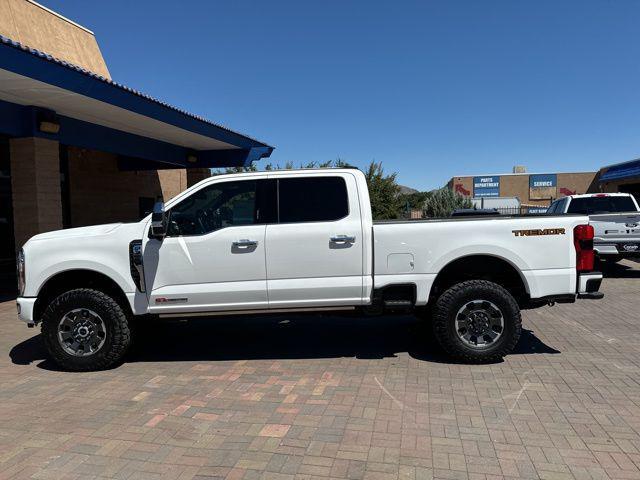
[432,280,521,363]
[41,288,131,371]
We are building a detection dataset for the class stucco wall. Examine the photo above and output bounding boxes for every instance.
[0,0,110,78]
[10,137,62,249]
[67,147,189,227]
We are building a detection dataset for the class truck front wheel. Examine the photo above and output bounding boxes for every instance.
[432,280,521,363]
[41,288,131,371]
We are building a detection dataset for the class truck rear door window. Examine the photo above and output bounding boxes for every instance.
[278,177,348,223]
[567,196,638,214]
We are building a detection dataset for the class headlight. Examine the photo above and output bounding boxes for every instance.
[16,249,25,296]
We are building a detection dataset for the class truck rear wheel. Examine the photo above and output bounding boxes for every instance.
[432,280,521,363]
[41,288,131,371]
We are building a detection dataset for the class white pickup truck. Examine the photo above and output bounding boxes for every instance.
[548,193,640,263]
[16,168,603,370]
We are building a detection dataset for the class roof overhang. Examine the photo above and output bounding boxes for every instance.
[0,36,274,168]
[599,159,640,183]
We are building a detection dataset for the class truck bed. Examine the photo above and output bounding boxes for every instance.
[373,213,585,224]
[372,214,589,303]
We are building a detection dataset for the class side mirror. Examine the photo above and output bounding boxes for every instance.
[150,201,167,240]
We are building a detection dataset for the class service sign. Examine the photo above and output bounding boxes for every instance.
[473,176,500,197]
[529,174,557,200]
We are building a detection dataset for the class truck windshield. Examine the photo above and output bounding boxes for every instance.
[567,196,638,214]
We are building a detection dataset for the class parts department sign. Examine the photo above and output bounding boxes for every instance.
[529,174,557,200]
[473,176,500,197]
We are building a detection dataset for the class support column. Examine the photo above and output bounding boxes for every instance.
[10,137,62,249]
[158,168,187,201]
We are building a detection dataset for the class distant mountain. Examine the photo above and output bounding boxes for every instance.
[398,184,419,195]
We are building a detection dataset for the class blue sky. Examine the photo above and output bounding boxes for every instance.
[45,0,640,190]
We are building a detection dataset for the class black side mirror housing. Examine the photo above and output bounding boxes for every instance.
[150,201,167,240]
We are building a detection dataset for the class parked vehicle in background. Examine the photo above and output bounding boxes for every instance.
[548,193,640,263]
[17,169,603,371]
[471,196,520,210]
[451,208,499,217]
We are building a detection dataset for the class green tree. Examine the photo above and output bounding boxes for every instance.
[398,191,429,212]
[214,158,356,175]
[364,161,401,220]
[423,187,472,218]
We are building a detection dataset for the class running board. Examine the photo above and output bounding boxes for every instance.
[383,300,413,308]
[159,306,356,318]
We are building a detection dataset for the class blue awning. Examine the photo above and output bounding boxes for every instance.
[0,35,273,168]
[599,159,640,182]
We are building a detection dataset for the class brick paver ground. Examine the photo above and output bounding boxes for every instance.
[1,262,639,480]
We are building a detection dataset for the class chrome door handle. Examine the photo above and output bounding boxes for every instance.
[233,239,258,247]
[330,235,356,243]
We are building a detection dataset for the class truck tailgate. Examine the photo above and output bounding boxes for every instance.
[590,212,640,245]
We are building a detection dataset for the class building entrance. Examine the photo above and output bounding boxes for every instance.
[618,183,640,205]
[0,136,16,295]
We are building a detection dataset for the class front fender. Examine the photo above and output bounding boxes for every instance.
[30,260,135,298]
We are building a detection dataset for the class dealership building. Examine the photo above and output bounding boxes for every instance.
[0,1,273,289]
[448,169,599,212]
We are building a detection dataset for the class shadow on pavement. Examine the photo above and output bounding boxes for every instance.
[0,292,17,303]
[512,328,560,355]
[10,313,560,371]
[9,333,47,366]
[600,260,640,279]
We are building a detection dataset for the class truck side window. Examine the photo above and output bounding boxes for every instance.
[278,177,349,223]
[167,180,258,236]
[557,198,568,213]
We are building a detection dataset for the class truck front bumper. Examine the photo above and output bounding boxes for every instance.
[577,272,604,299]
[16,297,37,325]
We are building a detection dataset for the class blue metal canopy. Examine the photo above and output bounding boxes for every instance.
[0,35,274,169]
[599,159,640,182]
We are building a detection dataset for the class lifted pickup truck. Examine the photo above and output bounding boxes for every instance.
[548,193,640,263]
[17,169,603,370]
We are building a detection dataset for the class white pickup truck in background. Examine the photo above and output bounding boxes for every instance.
[548,193,640,263]
[16,168,603,371]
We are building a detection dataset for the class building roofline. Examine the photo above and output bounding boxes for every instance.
[0,35,274,151]
[26,0,95,35]
[450,171,597,179]
[598,157,640,171]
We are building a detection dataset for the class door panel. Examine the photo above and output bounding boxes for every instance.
[267,275,363,307]
[145,225,267,313]
[144,178,270,313]
[266,173,364,308]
